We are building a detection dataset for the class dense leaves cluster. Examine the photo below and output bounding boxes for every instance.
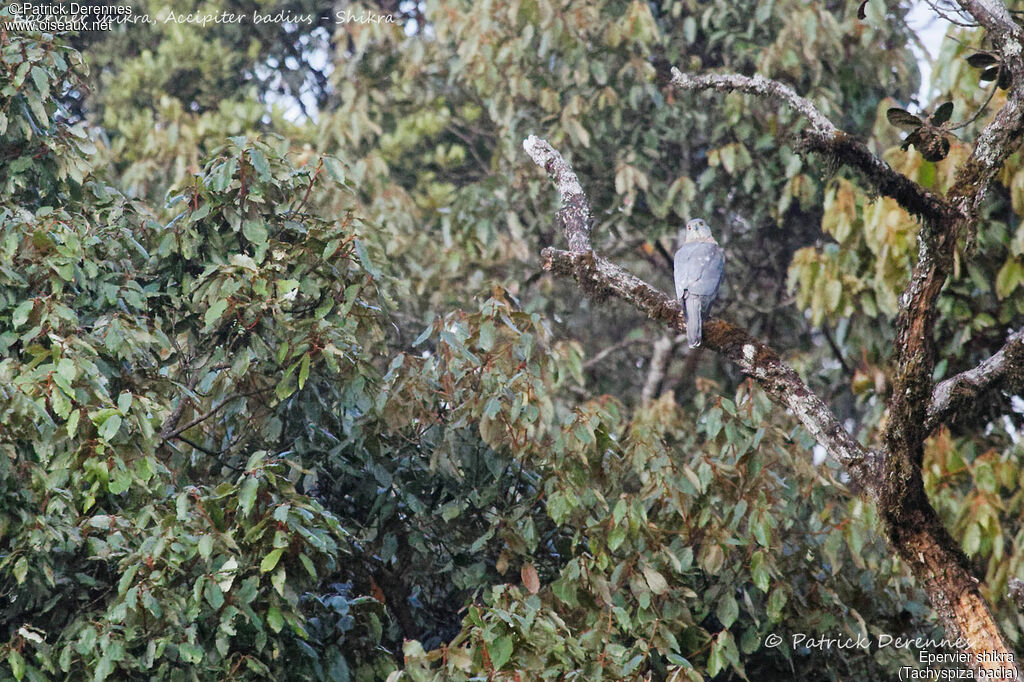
[0,29,376,679]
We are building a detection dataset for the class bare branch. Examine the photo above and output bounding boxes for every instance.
[925,326,1024,432]
[641,334,677,404]
[668,68,953,223]
[523,131,880,487]
[584,335,648,369]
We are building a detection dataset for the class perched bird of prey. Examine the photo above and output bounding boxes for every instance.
[674,218,724,348]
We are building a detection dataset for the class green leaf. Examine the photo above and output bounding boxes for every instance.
[31,65,50,99]
[210,159,238,192]
[886,108,923,131]
[98,414,122,441]
[276,279,300,298]
[267,605,284,633]
[478,321,496,351]
[178,642,203,664]
[13,557,28,584]
[298,352,311,389]
[299,553,317,579]
[489,636,513,670]
[642,564,670,595]
[707,635,725,677]
[323,156,346,183]
[204,579,225,609]
[608,524,627,551]
[189,202,211,223]
[66,408,80,437]
[963,523,981,555]
[239,476,259,517]
[717,592,739,628]
[413,324,433,347]
[261,548,284,573]
[243,220,268,246]
[51,386,72,420]
[198,535,214,561]
[8,649,25,681]
[12,299,33,328]
[996,259,1022,299]
[701,544,725,574]
[354,240,380,277]
[751,551,770,592]
[205,298,229,328]
[249,148,271,179]
[271,565,286,596]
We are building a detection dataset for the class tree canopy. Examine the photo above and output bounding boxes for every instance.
[2,0,1024,680]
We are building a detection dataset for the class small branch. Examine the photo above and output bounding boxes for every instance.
[162,390,268,442]
[159,396,191,440]
[925,326,1024,432]
[584,335,647,369]
[641,334,677,404]
[821,325,853,378]
[668,68,953,224]
[924,0,979,27]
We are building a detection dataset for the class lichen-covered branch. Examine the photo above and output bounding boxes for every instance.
[925,326,1024,432]
[523,135,593,254]
[955,0,1024,52]
[668,69,835,136]
[663,67,961,470]
[668,68,953,223]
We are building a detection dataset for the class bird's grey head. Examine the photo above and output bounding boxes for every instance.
[683,218,714,243]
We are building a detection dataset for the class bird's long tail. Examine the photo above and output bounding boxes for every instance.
[685,295,703,348]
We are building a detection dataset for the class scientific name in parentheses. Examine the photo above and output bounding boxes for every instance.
[17,3,132,16]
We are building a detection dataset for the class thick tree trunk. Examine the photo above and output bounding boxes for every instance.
[882,463,1016,675]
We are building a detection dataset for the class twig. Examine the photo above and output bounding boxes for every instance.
[162,389,269,442]
[584,335,647,369]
